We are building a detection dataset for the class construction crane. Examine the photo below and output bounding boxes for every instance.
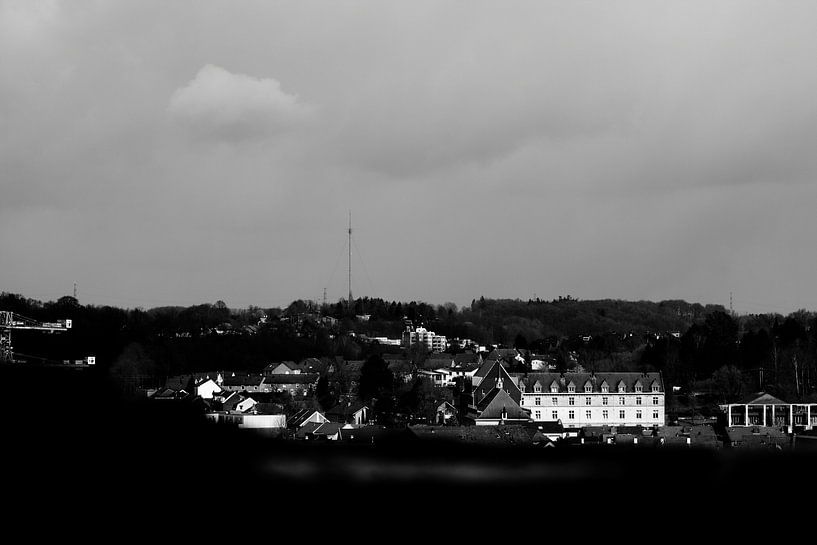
[0,311,72,363]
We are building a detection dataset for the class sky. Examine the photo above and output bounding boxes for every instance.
[2,1,817,315]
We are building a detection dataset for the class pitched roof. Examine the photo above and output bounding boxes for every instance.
[477,389,531,421]
[263,373,319,384]
[737,392,790,405]
[287,408,326,427]
[252,403,284,415]
[222,375,264,387]
[313,422,343,437]
[510,372,664,393]
[295,421,323,438]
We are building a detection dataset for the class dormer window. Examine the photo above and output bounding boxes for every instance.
[567,382,576,393]
[519,383,526,393]
[617,381,626,393]
[651,381,659,393]
[634,382,643,393]
[550,382,559,393]
[584,382,593,393]
[534,384,541,393]
[601,381,609,393]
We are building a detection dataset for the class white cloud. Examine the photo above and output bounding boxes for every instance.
[167,64,313,141]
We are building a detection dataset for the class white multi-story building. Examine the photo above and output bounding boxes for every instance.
[402,326,447,352]
[516,372,665,428]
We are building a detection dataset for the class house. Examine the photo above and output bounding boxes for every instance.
[150,387,191,401]
[210,412,287,430]
[531,421,566,442]
[235,396,258,413]
[516,372,666,429]
[194,377,222,400]
[296,421,343,441]
[252,402,285,415]
[436,401,458,425]
[220,374,269,393]
[263,362,299,375]
[327,400,370,425]
[288,408,329,428]
[263,373,319,397]
[473,389,532,426]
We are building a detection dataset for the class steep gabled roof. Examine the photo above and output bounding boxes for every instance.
[476,389,531,421]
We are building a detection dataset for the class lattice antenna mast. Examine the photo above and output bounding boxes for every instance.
[348,211,353,313]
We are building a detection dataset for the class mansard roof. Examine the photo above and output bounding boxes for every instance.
[512,372,664,394]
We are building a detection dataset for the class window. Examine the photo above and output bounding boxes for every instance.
[520,397,524,406]
[585,397,592,405]
[569,397,575,406]
[534,384,541,393]
[651,383,659,393]
[585,410,592,419]
[636,397,642,406]
[552,411,558,420]
[602,410,609,419]
[535,397,541,406]
[653,410,659,420]
[550,384,558,393]
[618,382,626,393]
[636,410,642,419]
[568,384,575,393]
[552,397,558,406]
[635,384,643,393]
[568,410,575,420]
[602,397,609,406]
[584,384,592,393]
[652,396,659,405]
[619,410,625,419]
[601,383,609,393]
[619,397,625,405]
[535,411,541,420]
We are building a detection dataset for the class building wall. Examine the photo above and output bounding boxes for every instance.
[521,392,665,428]
[196,380,222,400]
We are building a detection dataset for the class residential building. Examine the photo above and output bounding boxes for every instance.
[516,372,666,429]
[402,326,447,352]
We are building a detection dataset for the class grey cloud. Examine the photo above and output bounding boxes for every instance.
[168,64,314,142]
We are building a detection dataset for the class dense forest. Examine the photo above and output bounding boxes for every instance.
[2,292,816,405]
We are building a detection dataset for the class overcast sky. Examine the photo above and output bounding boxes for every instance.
[2,1,817,314]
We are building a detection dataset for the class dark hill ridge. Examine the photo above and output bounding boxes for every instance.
[443,297,726,344]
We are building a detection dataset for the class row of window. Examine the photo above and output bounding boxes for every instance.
[525,384,660,394]
[524,396,661,406]
[533,410,661,420]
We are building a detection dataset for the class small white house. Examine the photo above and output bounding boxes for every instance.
[236,397,258,413]
[195,378,222,400]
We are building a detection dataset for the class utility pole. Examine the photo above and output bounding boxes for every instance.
[74,283,78,300]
